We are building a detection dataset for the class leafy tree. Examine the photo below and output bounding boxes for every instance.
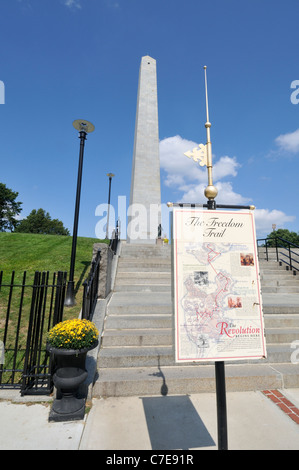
[15,208,70,236]
[266,228,299,247]
[0,183,22,232]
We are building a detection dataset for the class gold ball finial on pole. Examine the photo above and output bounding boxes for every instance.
[204,184,218,200]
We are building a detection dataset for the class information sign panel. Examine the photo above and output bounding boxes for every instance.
[172,209,267,362]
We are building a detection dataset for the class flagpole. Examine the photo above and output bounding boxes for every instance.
[203,66,218,210]
[203,66,228,450]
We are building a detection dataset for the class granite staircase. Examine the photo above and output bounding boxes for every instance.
[93,243,299,397]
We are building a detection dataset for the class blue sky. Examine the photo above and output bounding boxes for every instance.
[1,0,299,239]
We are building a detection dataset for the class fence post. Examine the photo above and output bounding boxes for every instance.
[81,249,101,321]
[21,271,40,395]
[82,280,88,320]
[53,272,67,326]
[275,237,278,262]
[289,243,293,271]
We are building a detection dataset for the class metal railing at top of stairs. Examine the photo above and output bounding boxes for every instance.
[257,236,299,273]
[109,219,120,255]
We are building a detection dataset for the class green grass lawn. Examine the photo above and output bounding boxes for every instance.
[0,231,105,274]
[0,231,108,310]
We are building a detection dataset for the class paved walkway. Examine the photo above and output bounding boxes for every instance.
[1,388,299,450]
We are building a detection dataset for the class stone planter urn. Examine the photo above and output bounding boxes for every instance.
[46,318,99,422]
[47,341,98,422]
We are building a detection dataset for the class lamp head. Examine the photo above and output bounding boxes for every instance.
[73,119,95,134]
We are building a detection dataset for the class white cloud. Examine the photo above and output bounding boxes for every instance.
[159,135,206,186]
[179,181,249,205]
[254,209,295,236]
[211,182,249,205]
[159,135,239,187]
[159,135,243,202]
[213,156,240,181]
[275,128,299,154]
[159,135,296,235]
[64,0,82,9]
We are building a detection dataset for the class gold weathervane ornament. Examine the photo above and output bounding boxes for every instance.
[184,65,218,202]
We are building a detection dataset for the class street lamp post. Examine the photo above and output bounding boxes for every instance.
[65,119,95,307]
[105,173,115,239]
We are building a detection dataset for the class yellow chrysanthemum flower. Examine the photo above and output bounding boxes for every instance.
[47,319,99,350]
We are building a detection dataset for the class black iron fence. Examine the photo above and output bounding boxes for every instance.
[0,246,104,395]
[0,270,67,395]
[82,249,101,321]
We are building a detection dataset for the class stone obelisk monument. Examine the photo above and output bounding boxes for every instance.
[127,56,161,244]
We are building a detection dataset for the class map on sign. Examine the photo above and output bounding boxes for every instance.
[172,209,267,362]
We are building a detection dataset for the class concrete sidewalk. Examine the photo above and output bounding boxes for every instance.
[1,388,299,450]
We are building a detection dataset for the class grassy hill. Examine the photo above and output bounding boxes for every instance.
[0,232,108,317]
[0,232,105,272]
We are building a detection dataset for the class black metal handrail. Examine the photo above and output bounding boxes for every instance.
[257,236,299,272]
[109,219,120,255]
[81,249,101,320]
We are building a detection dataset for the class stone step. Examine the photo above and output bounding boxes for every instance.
[108,292,172,314]
[118,266,171,273]
[98,346,174,368]
[260,264,296,272]
[101,327,299,347]
[119,253,171,259]
[117,258,171,265]
[262,268,297,276]
[116,271,171,280]
[261,272,298,279]
[118,260,171,269]
[258,255,281,260]
[108,300,297,319]
[262,286,299,294]
[121,246,170,251]
[261,264,294,270]
[260,279,299,287]
[118,256,171,262]
[114,272,299,286]
[105,309,299,328]
[261,270,296,277]
[265,328,299,343]
[105,314,172,330]
[108,305,172,315]
[115,277,171,286]
[93,363,299,397]
[263,314,299,328]
[114,284,171,292]
[263,303,299,313]
[102,329,173,347]
[97,343,293,369]
[259,259,298,270]
[263,344,297,363]
[259,256,283,262]
[120,250,171,259]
